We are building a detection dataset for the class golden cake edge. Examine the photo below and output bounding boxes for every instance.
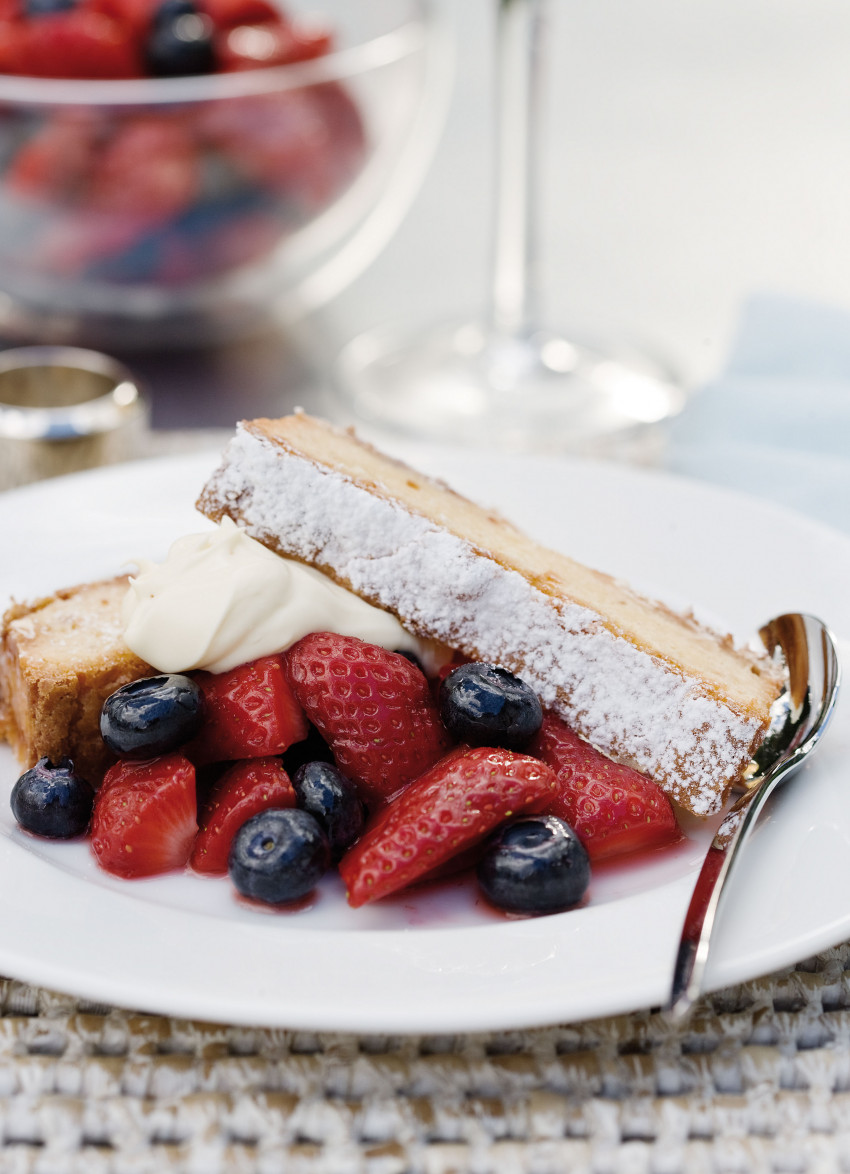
[196,414,784,817]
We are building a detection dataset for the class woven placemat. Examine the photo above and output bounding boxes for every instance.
[2,944,850,1173]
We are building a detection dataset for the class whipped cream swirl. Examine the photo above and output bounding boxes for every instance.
[122,517,446,674]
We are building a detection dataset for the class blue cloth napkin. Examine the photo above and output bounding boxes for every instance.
[665,294,850,535]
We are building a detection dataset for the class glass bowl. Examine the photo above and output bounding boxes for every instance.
[0,0,445,348]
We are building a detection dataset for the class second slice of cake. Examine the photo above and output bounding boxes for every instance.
[196,413,784,817]
[0,578,153,784]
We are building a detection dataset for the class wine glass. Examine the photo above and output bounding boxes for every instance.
[334,0,686,455]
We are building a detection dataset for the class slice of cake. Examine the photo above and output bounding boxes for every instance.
[0,578,152,785]
[196,412,784,817]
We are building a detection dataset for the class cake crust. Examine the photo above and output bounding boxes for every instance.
[197,413,784,817]
[0,577,152,785]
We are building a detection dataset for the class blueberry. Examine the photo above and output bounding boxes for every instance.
[24,0,75,15]
[144,4,216,77]
[11,757,94,839]
[476,815,590,916]
[228,808,330,905]
[439,662,543,750]
[100,674,204,759]
[292,761,365,859]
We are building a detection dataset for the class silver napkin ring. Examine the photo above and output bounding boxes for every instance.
[0,346,149,491]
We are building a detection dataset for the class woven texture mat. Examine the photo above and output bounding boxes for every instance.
[3,946,850,1173]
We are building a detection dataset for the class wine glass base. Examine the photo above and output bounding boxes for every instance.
[335,321,687,457]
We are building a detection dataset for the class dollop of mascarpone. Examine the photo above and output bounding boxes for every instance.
[122,517,445,674]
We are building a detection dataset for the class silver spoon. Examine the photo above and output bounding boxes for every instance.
[668,613,841,1020]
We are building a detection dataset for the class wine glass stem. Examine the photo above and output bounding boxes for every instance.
[489,0,543,341]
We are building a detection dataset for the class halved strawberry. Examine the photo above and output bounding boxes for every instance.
[190,756,296,875]
[190,654,308,765]
[285,632,452,807]
[91,753,197,878]
[529,713,681,862]
[338,747,558,907]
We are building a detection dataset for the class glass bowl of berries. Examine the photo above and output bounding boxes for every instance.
[0,0,443,347]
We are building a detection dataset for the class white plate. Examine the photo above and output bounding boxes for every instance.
[1,450,848,1032]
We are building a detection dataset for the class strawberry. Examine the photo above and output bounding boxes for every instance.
[190,654,308,765]
[20,10,142,79]
[88,0,159,40]
[190,756,296,875]
[199,0,281,30]
[284,633,453,807]
[91,753,197,878]
[0,19,24,73]
[529,713,680,862]
[338,747,558,907]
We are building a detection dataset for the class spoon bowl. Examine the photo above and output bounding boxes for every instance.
[668,612,841,1020]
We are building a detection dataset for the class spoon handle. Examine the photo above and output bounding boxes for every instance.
[667,770,785,1020]
[668,615,840,1021]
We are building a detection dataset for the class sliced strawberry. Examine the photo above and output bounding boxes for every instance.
[91,753,197,878]
[338,747,558,907]
[529,712,680,862]
[190,756,296,875]
[285,633,453,807]
[190,654,308,765]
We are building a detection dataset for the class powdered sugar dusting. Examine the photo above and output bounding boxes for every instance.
[199,426,763,817]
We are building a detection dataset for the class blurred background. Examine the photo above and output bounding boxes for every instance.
[322,0,850,391]
[2,0,849,525]
[112,0,850,424]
